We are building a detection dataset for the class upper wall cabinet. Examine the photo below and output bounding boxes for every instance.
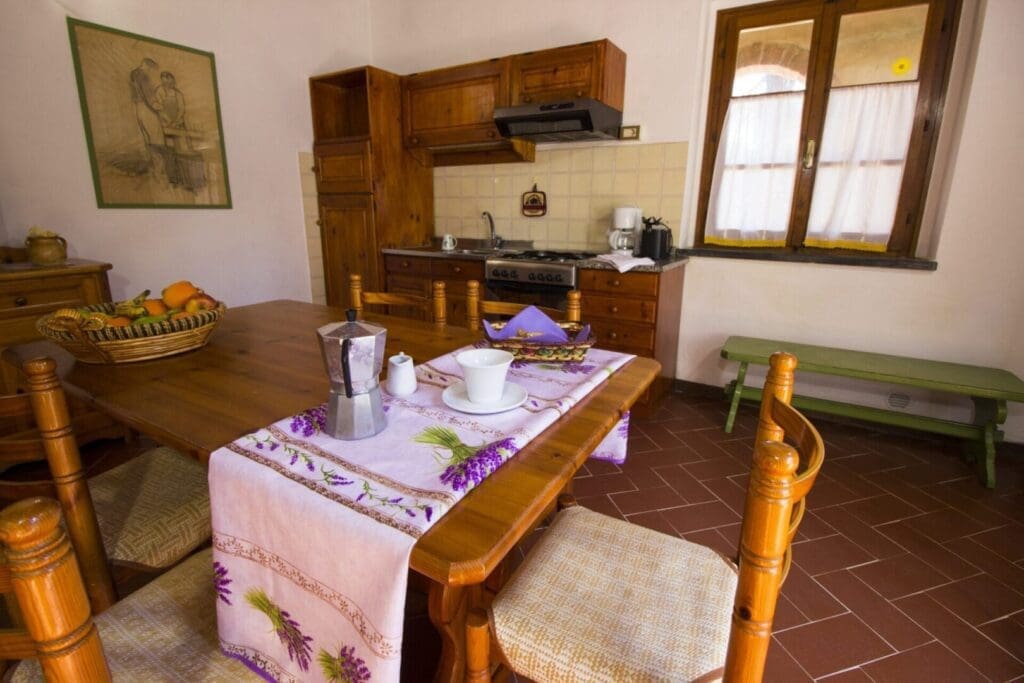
[399,39,624,167]
[402,59,510,148]
[510,39,626,109]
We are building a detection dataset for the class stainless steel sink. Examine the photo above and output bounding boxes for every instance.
[451,248,521,256]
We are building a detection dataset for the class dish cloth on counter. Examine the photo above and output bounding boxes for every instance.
[210,346,635,682]
[484,305,590,343]
[595,252,656,272]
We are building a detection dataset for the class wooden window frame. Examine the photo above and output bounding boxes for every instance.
[694,0,962,260]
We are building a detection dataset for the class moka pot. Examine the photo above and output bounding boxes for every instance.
[317,309,387,440]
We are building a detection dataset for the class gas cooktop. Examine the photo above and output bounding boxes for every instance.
[485,250,598,287]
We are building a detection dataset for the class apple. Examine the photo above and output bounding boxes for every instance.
[184,292,219,314]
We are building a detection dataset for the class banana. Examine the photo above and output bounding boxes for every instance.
[114,289,151,318]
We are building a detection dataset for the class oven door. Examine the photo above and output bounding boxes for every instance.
[483,279,571,312]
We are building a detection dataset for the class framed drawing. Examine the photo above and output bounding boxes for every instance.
[67,18,231,208]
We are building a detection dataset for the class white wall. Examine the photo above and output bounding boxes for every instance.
[0,0,370,304]
[369,0,1024,442]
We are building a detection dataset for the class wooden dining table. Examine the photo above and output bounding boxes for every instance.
[9,299,660,681]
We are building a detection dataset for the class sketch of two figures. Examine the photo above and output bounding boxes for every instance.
[129,57,206,192]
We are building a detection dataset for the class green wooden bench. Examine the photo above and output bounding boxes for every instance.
[721,336,1024,488]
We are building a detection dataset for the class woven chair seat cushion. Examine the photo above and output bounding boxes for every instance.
[88,446,210,569]
[12,548,259,682]
[491,506,738,683]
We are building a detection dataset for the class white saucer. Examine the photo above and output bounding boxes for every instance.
[442,381,528,414]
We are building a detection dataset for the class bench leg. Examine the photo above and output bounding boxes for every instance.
[969,398,1005,489]
[724,362,748,434]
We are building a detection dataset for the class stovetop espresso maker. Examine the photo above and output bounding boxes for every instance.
[317,309,387,440]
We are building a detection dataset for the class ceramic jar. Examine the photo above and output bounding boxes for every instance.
[25,235,68,266]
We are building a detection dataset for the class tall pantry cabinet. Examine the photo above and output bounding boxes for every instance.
[310,67,433,308]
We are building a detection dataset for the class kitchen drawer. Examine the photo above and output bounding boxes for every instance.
[0,275,94,311]
[578,269,659,298]
[582,294,656,325]
[314,140,372,193]
[588,318,655,352]
[384,255,432,277]
[431,259,483,281]
[0,265,111,348]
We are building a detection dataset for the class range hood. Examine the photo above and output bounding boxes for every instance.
[494,98,622,143]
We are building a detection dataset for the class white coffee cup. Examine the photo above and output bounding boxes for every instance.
[441,234,458,251]
[456,348,514,405]
[386,352,417,397]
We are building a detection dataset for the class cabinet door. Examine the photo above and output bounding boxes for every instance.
[319,194,377,308]
[314,140,372,193]
[402,60,510,148]
[510,40,625,109]
[384,273,431,321]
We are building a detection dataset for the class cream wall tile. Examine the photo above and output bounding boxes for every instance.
[571,147,593,171]
[548,173,569,197]
[612,172,638,196]
[546,196,568,219]
[570,174,592,196]
[458,177,475,197]
[593,147,616,171]
[614,146,639,171]
[638,143,664,170]
[569,197,590,220]
[638,170,663,196]
[662,169,686,196]
[299,170,317,196]
[548,150,571,172]
[664,142,688,169]
[592,172,613,196]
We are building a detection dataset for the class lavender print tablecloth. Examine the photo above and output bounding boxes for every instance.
[209,346,635,682]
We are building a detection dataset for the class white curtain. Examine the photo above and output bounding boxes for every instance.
[805,81,920,251]
[705,91,804,246]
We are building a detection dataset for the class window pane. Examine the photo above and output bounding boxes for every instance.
[805,82,919,250]
[706,92,803,245]
[832,5,929,87]
[733,20,813,97]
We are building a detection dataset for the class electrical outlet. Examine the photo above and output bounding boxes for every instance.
[619,125,640,140]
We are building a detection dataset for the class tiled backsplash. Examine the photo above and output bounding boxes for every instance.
[434,142,687,251]
[300,142,687,301]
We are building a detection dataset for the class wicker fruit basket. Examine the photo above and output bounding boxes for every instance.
[36,302,226,364]
[486,322,595,362]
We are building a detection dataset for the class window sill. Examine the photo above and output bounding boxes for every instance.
[680,247,937,271]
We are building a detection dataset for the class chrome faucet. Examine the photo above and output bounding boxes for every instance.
[482,211,502,249]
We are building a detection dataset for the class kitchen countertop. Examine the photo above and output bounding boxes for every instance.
[382,243,688,273]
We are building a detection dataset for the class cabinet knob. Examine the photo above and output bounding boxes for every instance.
[310,166,317,174]
[611,279,621,287]
[410,137,419,145]
[14,296,27,307]
[402,260,410,268]
[523,95,532,103]
[610,306,619,313]
[453,265,461,273]
[315,219,322,226]
[575,90,584,97]
[487,130,496,138]
[609,331,618,340]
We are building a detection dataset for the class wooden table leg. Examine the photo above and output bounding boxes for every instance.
[428,580,468,683]
[724,362,748,433]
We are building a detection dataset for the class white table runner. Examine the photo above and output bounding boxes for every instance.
[210,347,635,681]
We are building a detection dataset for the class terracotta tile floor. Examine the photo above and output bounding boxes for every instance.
[549,393,1024,682]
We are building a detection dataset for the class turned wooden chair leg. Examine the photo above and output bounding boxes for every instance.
[465,608,492,683]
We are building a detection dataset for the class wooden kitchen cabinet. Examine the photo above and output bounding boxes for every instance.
[383,255,483,327]
[579,265,684,407]
[402,60,510,149]
[310,66,432,307]
[510,39,626,110]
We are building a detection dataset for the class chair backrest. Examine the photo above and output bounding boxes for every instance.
[0,358,116,613]
[349,274,447,324]
[463,280,581,332]
[724,351,824,681]
[0,497,112,681]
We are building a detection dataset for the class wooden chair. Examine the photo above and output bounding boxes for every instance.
[463,280,581,332]
[0,497,257,681]
[349,273,447,323]
[0,358,211,613]
[465,352,825,682]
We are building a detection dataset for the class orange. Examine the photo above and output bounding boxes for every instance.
[106,316,132,327]
[142,299,168,316]
[170,310,194,321]
[161,281,199,309]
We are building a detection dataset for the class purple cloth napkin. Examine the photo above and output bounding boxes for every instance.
[483,306,569,343]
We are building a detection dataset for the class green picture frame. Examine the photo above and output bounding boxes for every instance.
[67,18,232,208]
